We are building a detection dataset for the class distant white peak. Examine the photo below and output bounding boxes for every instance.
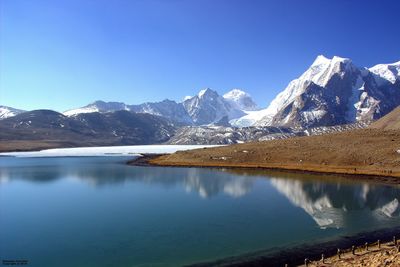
[223,89,249,100]
[63,106,99,116]
[312,55,350,66]
[312,55,331,66]
[198,88,213,98]
[369,60,400,84]
[183,96,192,101]
[332,55,351,63]
[0,106,25,119]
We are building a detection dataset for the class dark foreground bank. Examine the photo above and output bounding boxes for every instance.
[187,227,400,267]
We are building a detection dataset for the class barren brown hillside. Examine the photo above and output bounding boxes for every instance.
[370,106,400,130]
[151,129,400,178]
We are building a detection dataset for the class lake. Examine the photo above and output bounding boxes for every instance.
[1,156,400,267]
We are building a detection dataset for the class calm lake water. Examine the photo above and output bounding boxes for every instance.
[1,156,400,267]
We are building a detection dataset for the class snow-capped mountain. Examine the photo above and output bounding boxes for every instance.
[129,99,193,125]
[237,55,400,128]
[223,89,258,111]
[61,56,399,130]
[182,88,245,125]
[63,101,129,116]
[369,61,400,86]
[0,105,26,120]
[63,89,252,126]
[64,100,191,125]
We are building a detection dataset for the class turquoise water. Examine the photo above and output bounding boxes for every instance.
[1,156,400,267]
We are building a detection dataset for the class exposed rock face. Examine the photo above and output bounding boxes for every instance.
[60,57,399,130]
[234,56,400,128]
[4,55,400,130]
[63,88,252,126]
[182,88,245,125]
[166,122,368,145]
[129,99,193,126]
[369,60,400,85]
[167,126,297,145]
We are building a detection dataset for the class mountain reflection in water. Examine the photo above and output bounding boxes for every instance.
[1,156,399,230]
[269,178,400,228]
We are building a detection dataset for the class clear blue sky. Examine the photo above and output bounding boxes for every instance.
[1,0,399,111]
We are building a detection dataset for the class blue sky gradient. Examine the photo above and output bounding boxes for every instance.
[1,0,399,111]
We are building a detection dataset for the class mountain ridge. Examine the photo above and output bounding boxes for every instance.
[2,55,399,132]
[233,56,400,128]
[61,88,253,126]
[0,109,176,146]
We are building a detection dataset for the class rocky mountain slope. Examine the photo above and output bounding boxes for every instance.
[4,56,398,130]
[1,56,398,149]
[167,122,369,145]
[62,88,251,126]
[233,56,400,128]
[182,88,245,125]
[129,99,193,125]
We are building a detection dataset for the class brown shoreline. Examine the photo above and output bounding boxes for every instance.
[143,129,400,182]
[128,154,400,266]
[128,154,400,186]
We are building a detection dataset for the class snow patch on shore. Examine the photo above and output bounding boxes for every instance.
[0,145,219,158]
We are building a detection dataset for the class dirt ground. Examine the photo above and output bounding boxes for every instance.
[151,129,400,179]
[302,241,400,267]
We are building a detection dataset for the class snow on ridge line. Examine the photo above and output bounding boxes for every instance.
[63,106,100,116]
[0,145,221,158]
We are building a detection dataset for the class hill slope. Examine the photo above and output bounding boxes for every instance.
[151,129,400,178]
[0,110,176,151]
[370,106,400,130]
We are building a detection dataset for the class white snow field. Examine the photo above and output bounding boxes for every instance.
[0,145,219,158]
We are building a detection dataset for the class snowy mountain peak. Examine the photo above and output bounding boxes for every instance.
[246,55,400,128]
[312,55,350,67]
[63,100,128,116]
[369,60,400,85]
[198,88,216,98]
[183,88,245,125]
[223,89,248,99]
[298,55,356,89]
[223,89,258,111]
[0,105,26,120]
[312,55,330,66]
[332,55,351,63]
